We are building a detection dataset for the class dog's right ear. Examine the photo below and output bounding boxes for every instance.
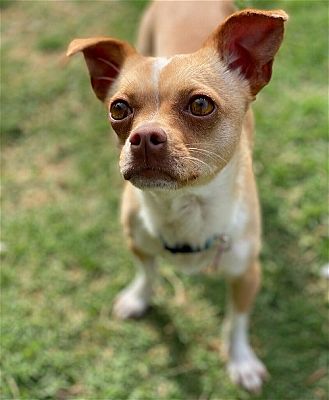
[67,37,136,102]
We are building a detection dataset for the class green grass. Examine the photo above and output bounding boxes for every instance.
[1,1,328,399]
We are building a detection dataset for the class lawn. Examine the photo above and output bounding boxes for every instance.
[1,1,328,399]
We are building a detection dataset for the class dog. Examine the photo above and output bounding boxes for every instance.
[67,1,287,393]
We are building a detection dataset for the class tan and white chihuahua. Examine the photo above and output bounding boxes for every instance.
[67,1,287,393]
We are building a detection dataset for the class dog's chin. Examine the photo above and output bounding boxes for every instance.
[122,167,198,191]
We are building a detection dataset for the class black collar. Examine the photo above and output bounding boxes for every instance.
[162,235,219,254]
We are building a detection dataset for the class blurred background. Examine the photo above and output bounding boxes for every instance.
[1,1,328,399]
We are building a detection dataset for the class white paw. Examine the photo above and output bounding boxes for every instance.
[227,351,268,394]
[113,288,150,319]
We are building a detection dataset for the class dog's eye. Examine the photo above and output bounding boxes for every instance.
[189,96,215,116]
[110,100,132,120]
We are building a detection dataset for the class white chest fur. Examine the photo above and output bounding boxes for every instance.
[133,150,252,274]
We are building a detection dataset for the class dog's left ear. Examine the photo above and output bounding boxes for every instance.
[67,37,136,101]
[206,9,288,96]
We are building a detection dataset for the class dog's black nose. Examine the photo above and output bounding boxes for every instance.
[129,127,167,158]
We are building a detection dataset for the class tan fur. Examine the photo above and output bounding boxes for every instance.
[230,260,261,313]
[137,1,236,56]
[67,2,287,393]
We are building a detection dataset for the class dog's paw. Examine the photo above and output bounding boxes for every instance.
[227,351,268,394]
[113,289,150,319]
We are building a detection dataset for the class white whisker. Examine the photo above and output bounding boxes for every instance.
[182,156,213,172]
[187,146,227,164]
[188,147,218,162]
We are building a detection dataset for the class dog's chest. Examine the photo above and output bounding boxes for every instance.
[138,173,238,250]
[160,194,206,238]
[136,183,240,272]
[159,194,229,245]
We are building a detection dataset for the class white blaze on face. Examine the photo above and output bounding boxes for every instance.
[152,57,171,108]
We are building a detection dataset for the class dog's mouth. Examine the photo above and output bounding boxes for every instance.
[122,166,182,189]
[122,167,178,189]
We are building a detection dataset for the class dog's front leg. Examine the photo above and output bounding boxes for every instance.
[223,260,268,393]
[113,248,157,319]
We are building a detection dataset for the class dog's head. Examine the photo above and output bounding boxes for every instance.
[67,9,287,190]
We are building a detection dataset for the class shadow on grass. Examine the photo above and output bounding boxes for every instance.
[146,306,204,398]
